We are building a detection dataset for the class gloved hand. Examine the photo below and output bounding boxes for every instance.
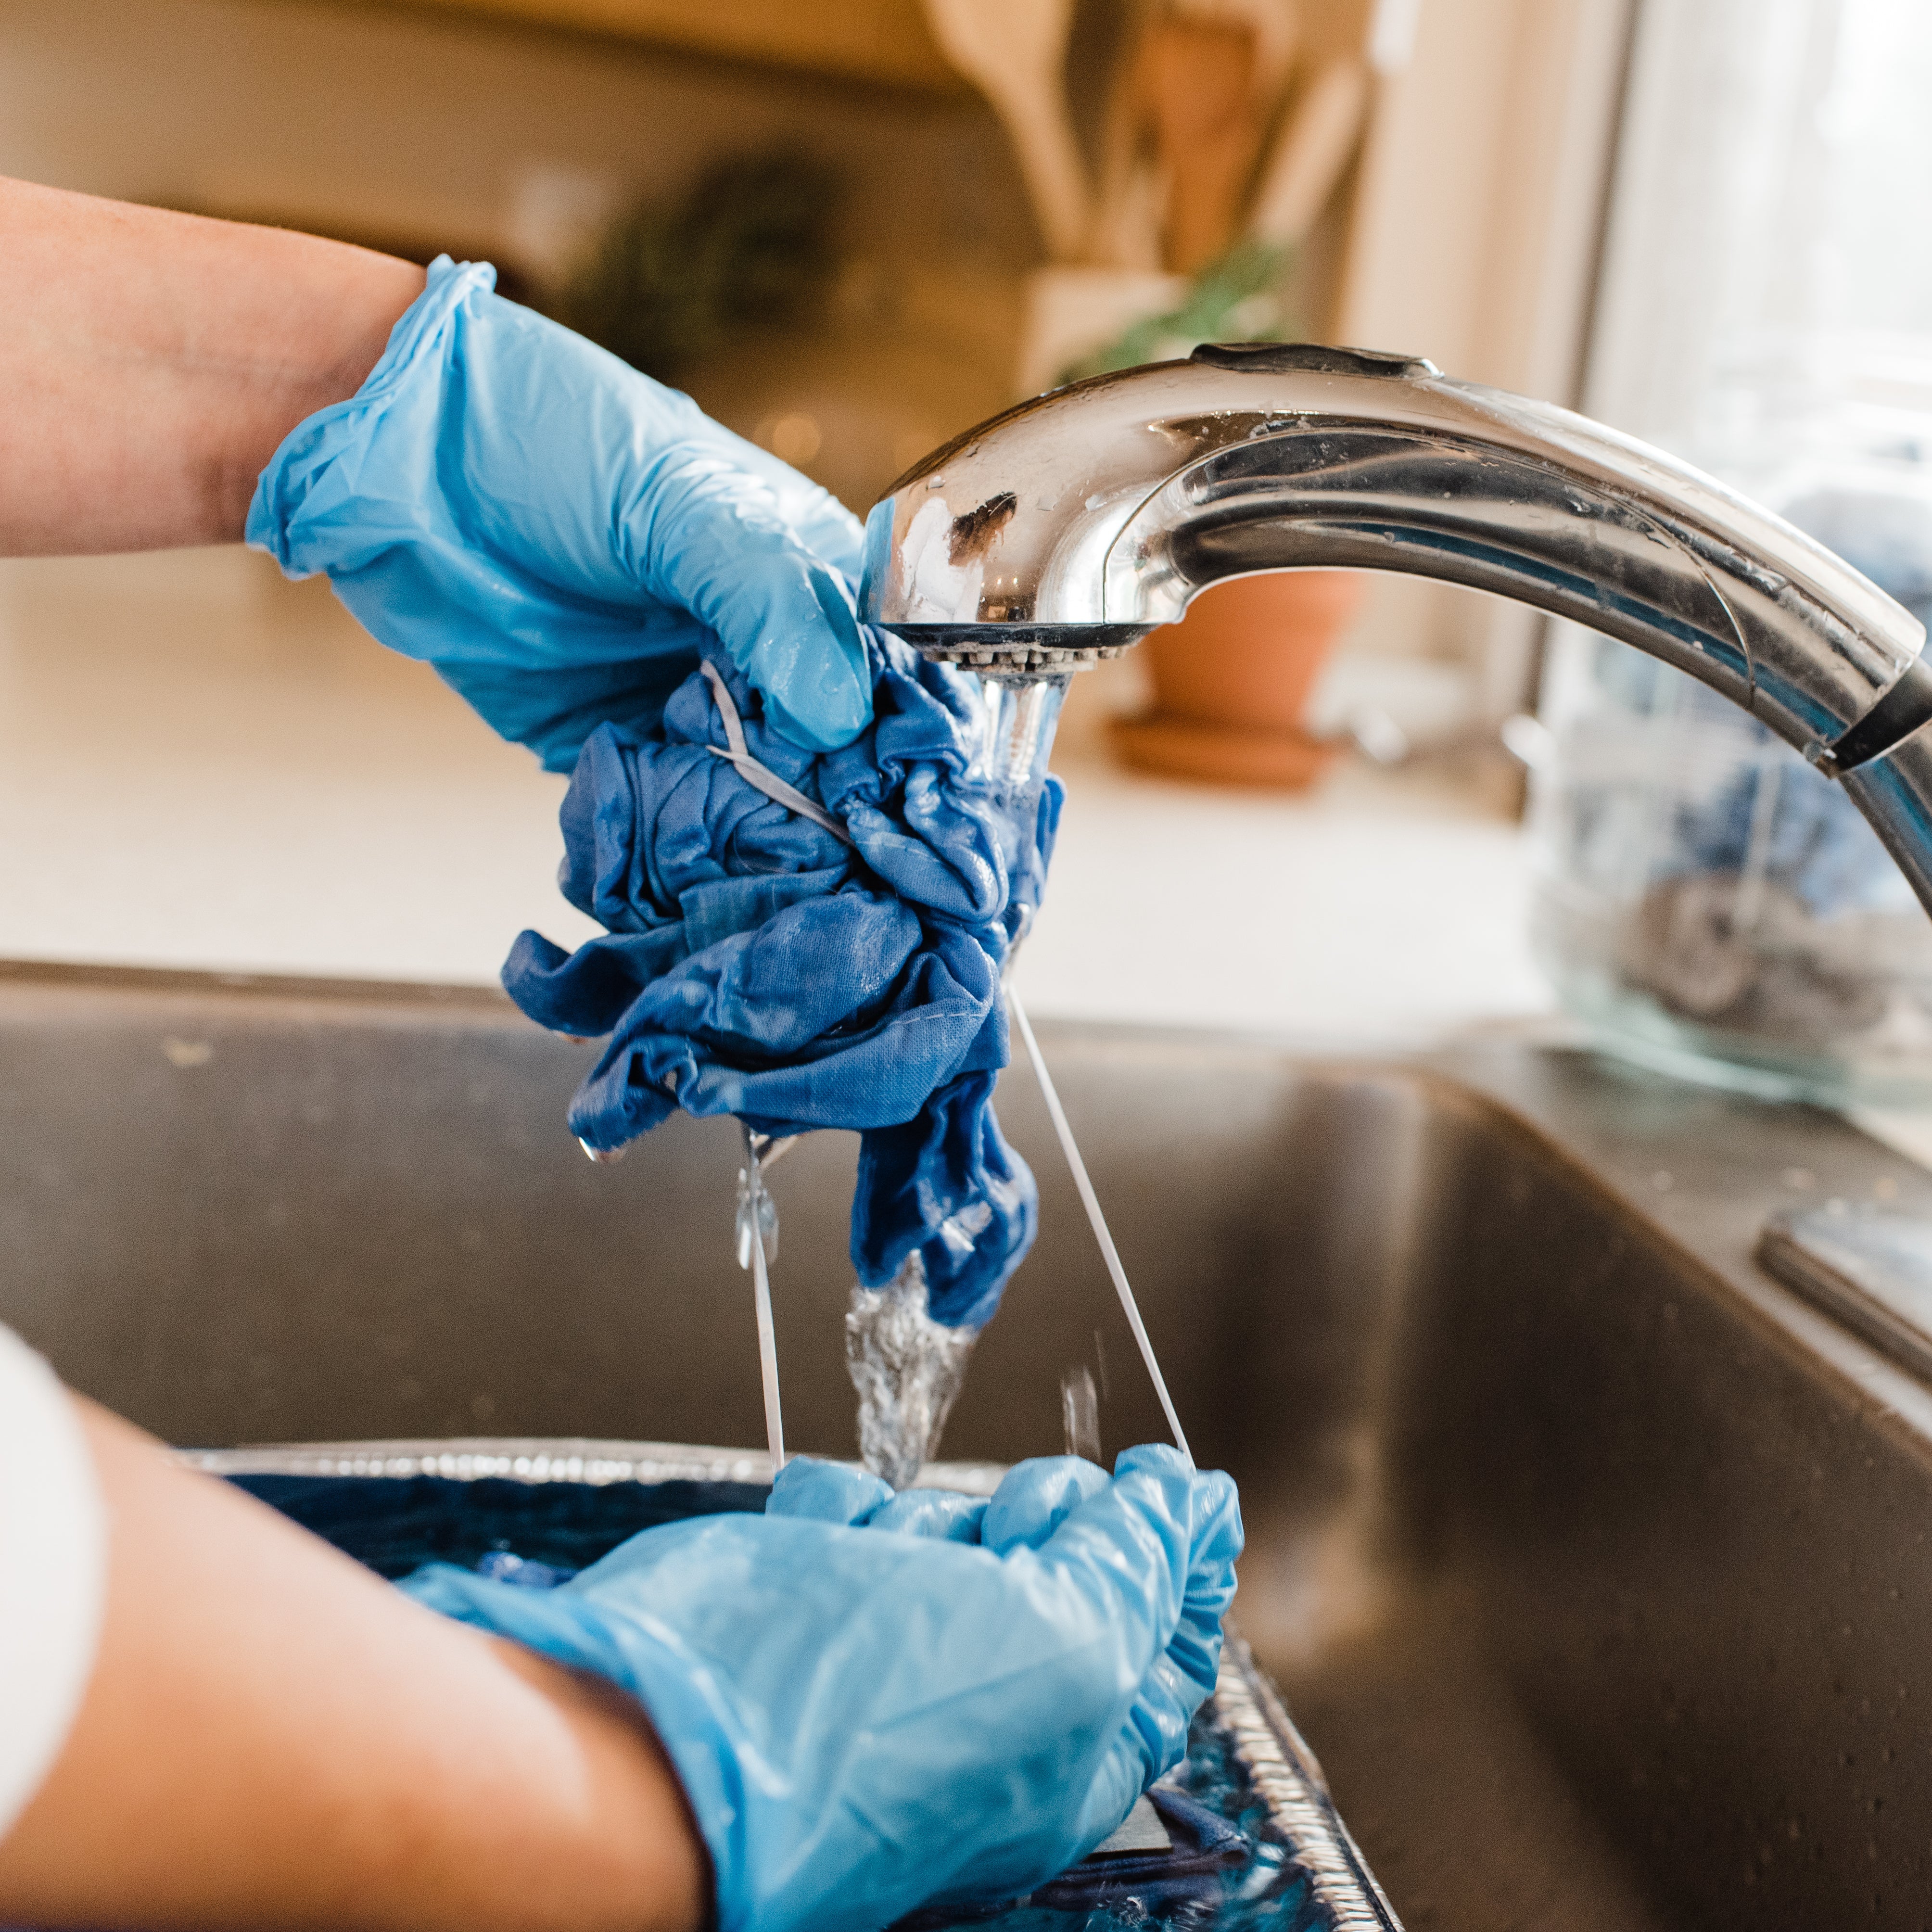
[404,1446,1242,1932]
[247,256,872,768]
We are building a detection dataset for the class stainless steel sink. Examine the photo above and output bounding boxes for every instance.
[5,959,1931,1930]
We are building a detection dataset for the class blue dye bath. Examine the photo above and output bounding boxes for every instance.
[231,1471,766,1578]
[234,1473,1312,1932]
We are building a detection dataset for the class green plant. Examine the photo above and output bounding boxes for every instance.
[1058,240,1296,387]
[558,152,842,382]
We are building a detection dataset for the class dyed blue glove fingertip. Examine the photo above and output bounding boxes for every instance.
[765,1456,893,1525]
[765,1464,991,1542]
[983,1455,1111,1554]
[867,1488,989,1542]
[754,572,873,751]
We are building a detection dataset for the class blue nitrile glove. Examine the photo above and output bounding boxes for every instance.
[404,1446,1242,1932]
[763,1447,1238,1880]
[246,256,872,767]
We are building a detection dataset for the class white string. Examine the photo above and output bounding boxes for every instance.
[739,1121,787,1470]
[1007,987,1192,1464]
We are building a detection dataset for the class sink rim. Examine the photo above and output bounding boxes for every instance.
[10,950,1932,1466]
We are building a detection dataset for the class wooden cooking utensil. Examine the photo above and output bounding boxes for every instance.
[1140,12,1265,274]
[1246,55,1371,246]
[1087,0,1159,267]
[922,0,1090,261]
[1090,0,1297,270]
[1183,0,1299,105]
[1089,156,1169,273]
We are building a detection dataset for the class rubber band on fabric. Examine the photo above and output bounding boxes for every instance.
[699,661,855,848]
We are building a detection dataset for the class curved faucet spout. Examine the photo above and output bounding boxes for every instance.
[860,341,1932,912]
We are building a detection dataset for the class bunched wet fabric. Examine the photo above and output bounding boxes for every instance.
[502,635,1062,1328]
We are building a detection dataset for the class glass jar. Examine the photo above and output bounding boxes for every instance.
[1528,478,1932,1104]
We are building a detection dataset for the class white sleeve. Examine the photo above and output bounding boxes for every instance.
[0,1325,106,1842]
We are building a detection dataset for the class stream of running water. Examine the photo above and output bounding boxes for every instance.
[838,676,1073,1486]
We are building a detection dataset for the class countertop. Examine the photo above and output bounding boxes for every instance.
[15,545,1932,1173]
[0,546,1548,1044]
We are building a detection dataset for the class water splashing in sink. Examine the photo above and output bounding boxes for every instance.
[845,1256,977,1489]
[840,672,1191,1487]
[1061,1364,1100,1462]
[838,678,1057,1488]
[737,1125,792,1469]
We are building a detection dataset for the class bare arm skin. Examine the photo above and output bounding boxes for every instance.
[0,1400,708,1932]
[0,176,424,553]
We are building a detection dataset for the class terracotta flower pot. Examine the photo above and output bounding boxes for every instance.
[1111,570,1366,788]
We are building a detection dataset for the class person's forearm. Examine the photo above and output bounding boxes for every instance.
[0,1400,706,1932]
[0,177,423,554]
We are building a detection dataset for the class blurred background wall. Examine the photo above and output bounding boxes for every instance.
[0,0,1628,709]
[25,0,1925,730]
[8,0,1932,1059]
[0,0,1039,509]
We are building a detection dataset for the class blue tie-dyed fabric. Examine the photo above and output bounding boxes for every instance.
[502,634,1061,1328]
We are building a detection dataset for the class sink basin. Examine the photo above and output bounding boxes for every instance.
[4,959,1930,1930]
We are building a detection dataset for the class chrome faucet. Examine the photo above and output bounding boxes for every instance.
[859,342,1932,914]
